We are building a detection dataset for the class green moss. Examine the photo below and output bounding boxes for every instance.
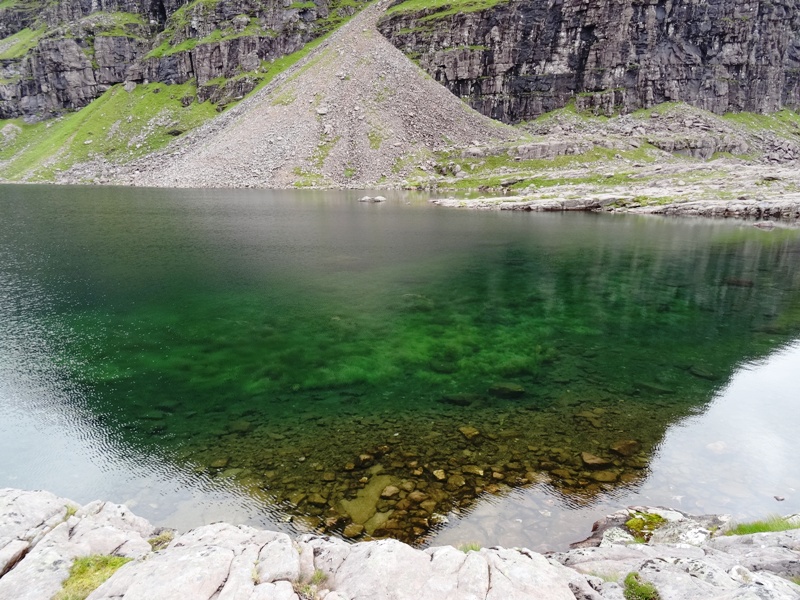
[292,167,326,187]
[311,135,338,168]
[147,530,174,551]
[53,555,132,600]
[0,27,45,60]
[623,573,660,600]
[271,89,296,106]
[367,128,384,150]
[91,12,147,38]
[310,569,327,586]
[146,37,198,58]
[458,542,481,552]
[385,0,509,20]
[726,516,800,536]
[625,511,666,541]
[722,109,800,140]
[0,82,217,181]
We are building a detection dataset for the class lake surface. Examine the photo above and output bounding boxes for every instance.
[1,184,799,551]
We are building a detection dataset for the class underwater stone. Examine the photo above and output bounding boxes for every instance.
[462,465,484,476]
[308,493,328,506]
[228,420,253,433]
[432,469,446,481]
[689,365,719,380]
[459,426,481,440]
[488,382,525,398]
[446,475,466,488]
[420,500,437,513]
[210,458,230,469]
[407,491,428,503]
[581,452,612,468]
[610,440,640,457]
[380,485,400,498]
[438,393,477,407]
[339,475,393,524]
[590,471,619,483]
[342,523,364,538]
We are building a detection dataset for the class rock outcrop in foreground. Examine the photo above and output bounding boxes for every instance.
[2,488,799,600]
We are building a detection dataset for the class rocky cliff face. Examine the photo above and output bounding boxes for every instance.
[378,0,800,123]
[0,0,363,119]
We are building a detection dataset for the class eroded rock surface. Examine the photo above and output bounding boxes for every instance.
[2,490,799,600]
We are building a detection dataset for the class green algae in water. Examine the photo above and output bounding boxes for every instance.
[4,186,800,544]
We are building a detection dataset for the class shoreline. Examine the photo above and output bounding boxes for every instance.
[2,488,798,599]
[4,178,800,225]
[430,195,800,222]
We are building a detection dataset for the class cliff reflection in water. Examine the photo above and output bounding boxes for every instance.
[1,186,800,548]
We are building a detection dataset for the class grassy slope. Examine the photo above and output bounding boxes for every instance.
[0,34,334,181]
[0,83,217,181]
[0,27,45,59]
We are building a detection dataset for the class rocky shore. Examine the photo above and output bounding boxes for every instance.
[430,195,800,222]
[2,488,799,600]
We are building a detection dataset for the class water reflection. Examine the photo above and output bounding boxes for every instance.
[430,340,800,551]
[1,185,799,549]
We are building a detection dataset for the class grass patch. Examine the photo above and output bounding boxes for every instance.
[367,128,383,150]
[53,555,132,600]
[147,530,174,551]
[0,82,217,181]
[90,12,147,38]
[722,109,800,140]
[0,27,45,60]
[625,511,666,542]
[385,0,509,19]
[458,542,481,552]
[623,572,660,600]
[292,570,328,599]
[311,135,339,168]
[146,37,198,58]
[726,515,800,536]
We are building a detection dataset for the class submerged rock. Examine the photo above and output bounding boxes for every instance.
[581,452,612,468]
[489,382,526,398]
[458,425,481,440]
[339,474,393,524]
[610,439,640,457]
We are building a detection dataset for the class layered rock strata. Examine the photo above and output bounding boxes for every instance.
[378,0,800,123]
[2,489,800,600]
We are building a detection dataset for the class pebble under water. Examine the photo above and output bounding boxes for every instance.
[1,185,800,549]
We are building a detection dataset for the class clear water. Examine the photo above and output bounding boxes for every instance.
[1,184,799,550]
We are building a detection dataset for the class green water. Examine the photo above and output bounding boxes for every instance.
[2,184,800,545]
